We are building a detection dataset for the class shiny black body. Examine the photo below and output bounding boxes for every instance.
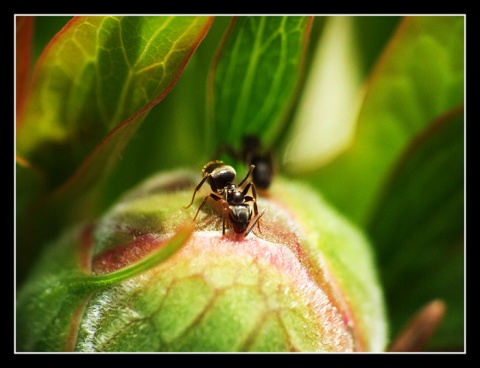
[184,161,265,236]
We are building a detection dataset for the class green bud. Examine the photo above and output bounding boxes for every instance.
[16,168,387,352]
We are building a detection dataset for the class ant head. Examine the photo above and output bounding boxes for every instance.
[228,204,252,234]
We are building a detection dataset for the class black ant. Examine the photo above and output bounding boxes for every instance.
[215,135,275,190]
[184,160,266,237]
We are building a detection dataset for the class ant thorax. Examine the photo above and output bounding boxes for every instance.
[225,186,244,205]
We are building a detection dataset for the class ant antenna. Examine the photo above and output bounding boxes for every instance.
[244,209,267,237]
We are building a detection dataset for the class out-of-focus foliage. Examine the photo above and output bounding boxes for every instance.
[286,16,464,350]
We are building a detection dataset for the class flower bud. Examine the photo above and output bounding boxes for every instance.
[16,168,387,352]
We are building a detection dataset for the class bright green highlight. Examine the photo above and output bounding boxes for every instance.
[308,16,464,227]
[210,16,311,149]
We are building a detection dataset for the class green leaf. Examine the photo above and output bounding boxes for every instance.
[16,16,213,284]
[32,16,74,61]
[304,16,464,227]
[208,16,312,151]
[16,112,151,285]
[17,16,213,190]
[15,159,46,276]
[98,17,234,210]
[367,106,464,350]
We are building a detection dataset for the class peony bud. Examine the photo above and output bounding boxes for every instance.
[16,168,387,352]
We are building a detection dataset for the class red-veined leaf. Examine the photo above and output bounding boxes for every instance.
[17,16,213,189]
[15,16,35,124]
[16,16,213,282]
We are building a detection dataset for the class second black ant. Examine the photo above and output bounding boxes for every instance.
[215,135,276,190]
[184,160,266,237]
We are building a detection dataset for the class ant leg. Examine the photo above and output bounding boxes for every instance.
[222,202,229,235]
[241,181,252,197]
[244,209,267,237]
[213,144,240,162]
[192,193,221,222]
[244,182,262,233]
[250,181,258,202]
[184,175,209,209]
[244,195,259,216]
[243,199,262,234]
[221,190,230,235]
[237,164,255,188]
[222,211,226,235]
